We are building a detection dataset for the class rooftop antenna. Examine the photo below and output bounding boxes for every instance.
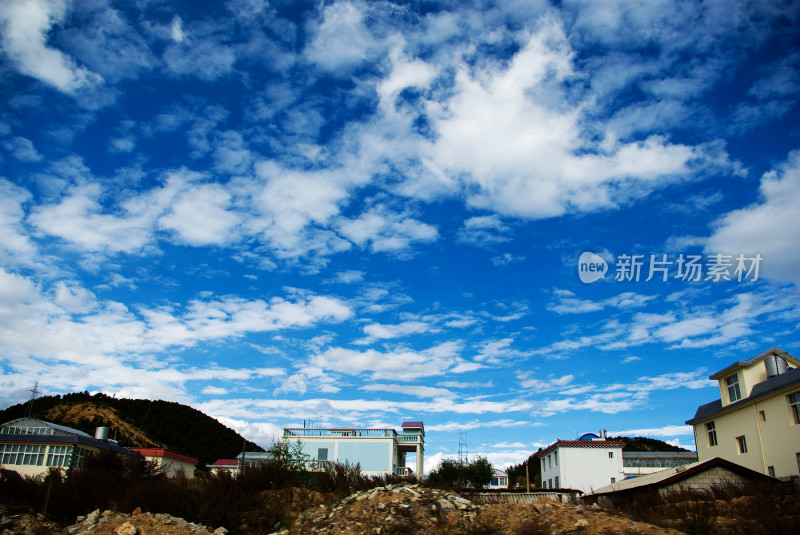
[24,380,40,419]
[458,432,468,465]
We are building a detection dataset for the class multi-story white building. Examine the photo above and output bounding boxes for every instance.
[0,418,140,477]
[282,421,424,477]
[685,347,800,480]
[539,431,625,493]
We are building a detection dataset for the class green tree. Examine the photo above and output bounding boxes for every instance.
[428,456,495,488]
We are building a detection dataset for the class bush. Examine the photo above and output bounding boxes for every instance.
[426,456,494,489]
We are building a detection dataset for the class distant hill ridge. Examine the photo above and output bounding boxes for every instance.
[0,392,264,467]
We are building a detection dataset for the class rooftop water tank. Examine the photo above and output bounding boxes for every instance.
[765,354,789,378]
[94,426,109,441]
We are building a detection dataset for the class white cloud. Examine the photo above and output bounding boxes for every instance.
[360,384,455,398]
[338,205,438,254]
[706,150,800,285]
[0,0,103,92]
[159,183,241,246]
[456,215,512,246]
[413,20,729,220]
[362,320,434,340]
[214,416,283,450]
[310,341,464,381]
[4,136,42,162]
[426,419,534,432]
[0,180,38,266]
[332,270,364,284]
[163,36,236,81]
[305,1,376,72]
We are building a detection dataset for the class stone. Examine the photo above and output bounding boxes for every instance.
[132,507,143,515]
[574,518,589,529]
[213,528,228,534]
[85,509,100,525]
[114,521,138,535]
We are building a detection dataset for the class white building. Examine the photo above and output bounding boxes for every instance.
[487,468,509,489]
[685,347,800,480]
[0,418,140,478]
[282,421,424,477]
[540,431,625,493]
[129,448,198,478]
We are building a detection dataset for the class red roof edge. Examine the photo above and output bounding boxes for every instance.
[210,459,240,466]
[129,448,198,465]
[401,421,424,427]
[540,440,626,456]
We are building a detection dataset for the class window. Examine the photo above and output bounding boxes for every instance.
[548,455,552,469]
[727,375,742,402]
[0,444,45,465]
[790,392,800,424]
[554,476,559,488]
[611,477,616,484]
[47,445,73,467]
[541,459,545,472]
[608,451,614,459]
[796,452,800,474]
[768,466,775,477]
[548,478,552,489]
[736,435,748,454]
[73,447,88,469]
[760,410,766,421]
[1,426,54,436]
[706,422,718,446]
[554,452,557,466]
[317,448,328,461]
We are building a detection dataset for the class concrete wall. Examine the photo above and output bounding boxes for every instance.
[661,466,749,492]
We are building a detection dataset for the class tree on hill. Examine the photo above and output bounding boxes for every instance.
[612,436,690,452]
[0,392,264,467]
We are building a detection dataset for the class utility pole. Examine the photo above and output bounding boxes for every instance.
[24,380,40,418]
[525,459,530,492]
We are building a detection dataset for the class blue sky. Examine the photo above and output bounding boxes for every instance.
[1,0,799,471]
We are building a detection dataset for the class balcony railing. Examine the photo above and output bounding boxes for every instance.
[284,428,397,438]
[397,434,421,443]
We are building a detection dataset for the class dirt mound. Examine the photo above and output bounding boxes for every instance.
[61,508,227,535]
[272,483,683,534]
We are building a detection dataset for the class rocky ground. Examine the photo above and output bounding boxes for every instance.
[8,483,795,534]
[270,483,683,534]
[1,507,228,535]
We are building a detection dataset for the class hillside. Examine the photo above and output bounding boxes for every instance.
[0,392,264,467]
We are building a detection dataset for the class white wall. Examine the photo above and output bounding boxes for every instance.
[541,445,624,493]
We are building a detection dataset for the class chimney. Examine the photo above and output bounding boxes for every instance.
[599,429,606,440]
